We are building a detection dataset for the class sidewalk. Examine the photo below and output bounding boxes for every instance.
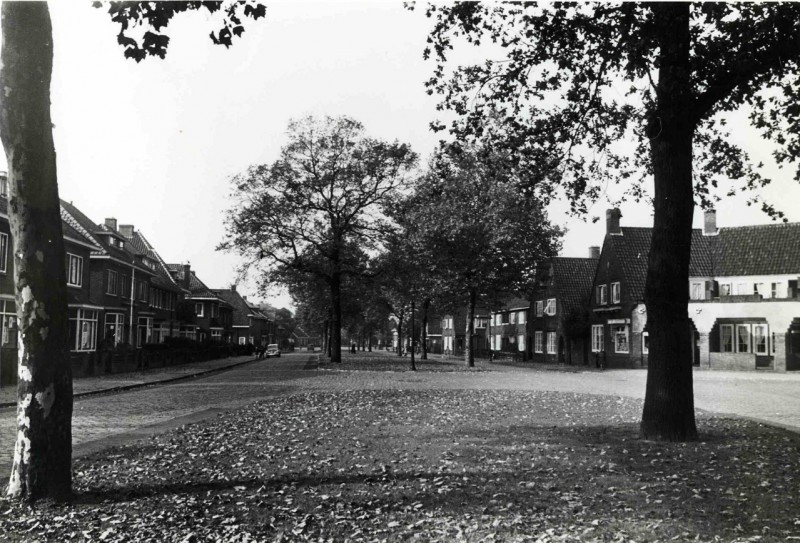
[0,354,259,408]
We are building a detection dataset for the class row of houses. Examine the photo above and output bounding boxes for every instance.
[0,173,282,385]
[430,208,800,372]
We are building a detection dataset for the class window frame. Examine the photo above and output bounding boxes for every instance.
[70,309,98,352]
[518,311,526,325]
[67,253,83,287]
[544,298,556,316]
[0,232,8,274]
[753,324,769,355]
[642,331,649,355]
[720,324,734,353]
[517,334,526,352]
[591,325,604,353]
[611,282,621,304]
[535,301,543,317]
[534,331,543,353]
[597,285,607,305]
[107,269,118,295]
[195,302,204,317]
[612,324,629,354]
[546,332,556,354]
[689,281,704,301]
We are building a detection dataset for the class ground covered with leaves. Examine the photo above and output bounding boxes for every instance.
[320,354,489,372]
[2,388,799,542]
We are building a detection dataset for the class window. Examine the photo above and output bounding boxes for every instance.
[597,285,607,305]
[474,318,487,329]
[544,298,556,316]
[518,311,526,324]
[494,334,501,351]
[211,329,222,341]
[591,325,604,352]
[546,332,557,354]
[753,324,768,355]
[501,313,509,324]
[719,283,731,296]
[642,332,649,355]
[137,317,152,347]
[67,253,83,287]
[736,324,751,353]
[121,275,131,297]
[239,336,246,345]
[107,270,118,295]
[210,304,217,318]
[104,313,125,346]
[735,283,748,295]
[195,303,204,317]
[69,309,98,352]
[690,282,704,301]
[0,232,8,273]
[0,176,7,197]
[612,324,629,353]
[534,301,543,317]
[137,280,147,302]
[720,324,734,353]
[534,331,543,353]
[754,283,766,297]
[517,334,525,352]
[1,300,18,348]
[771,283,778,299]
[509,311,517,325]
[611,282,621,304]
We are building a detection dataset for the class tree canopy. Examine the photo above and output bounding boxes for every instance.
[420,2,800,440]
[220,115,417,363]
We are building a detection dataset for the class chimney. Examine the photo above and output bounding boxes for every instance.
[182,263,191,289]
[589,246,600,259]
[606,208,622,235]
[231,283,237,292]
[118,224,135,239]
[104,217,117,231]
[703,209,718,235]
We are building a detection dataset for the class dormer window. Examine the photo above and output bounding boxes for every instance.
[0,176,7,197]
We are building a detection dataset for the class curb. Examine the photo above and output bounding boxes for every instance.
[0,356,260,410]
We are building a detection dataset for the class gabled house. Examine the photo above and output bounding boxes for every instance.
[589,208,710,369]
[61,202,161,351]
[120,226,184,345]
[688,211,800,371]
[167,264,232,342]
[212,286,273,346]
[530,254,598,365]
[488,296,529,359]
[442,307,490,356]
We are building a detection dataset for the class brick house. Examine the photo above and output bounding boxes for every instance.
[687,211,800,371]
[61,202,162,353]
[488,297,529,359]
[591,208,719,369]
[529,254,598,365]
[213,286,273,346]
[441,308,490,356]
[425,311,443,354]
[167,264,232,343]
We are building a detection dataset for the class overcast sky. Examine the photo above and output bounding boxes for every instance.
[3,2,799,309]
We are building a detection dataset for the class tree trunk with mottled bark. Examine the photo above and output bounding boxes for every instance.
[641,2,698,442]
[420,298,429,360]
[330,271,342,363]
[0,2,73,501]
[464,288,476,367]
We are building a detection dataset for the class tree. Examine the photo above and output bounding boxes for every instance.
[0,1,266,501]
[220,116,417,364]
[408,145,561,367]
[421,3,800,440]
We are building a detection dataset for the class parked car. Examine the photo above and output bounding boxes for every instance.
[265,344,281,358]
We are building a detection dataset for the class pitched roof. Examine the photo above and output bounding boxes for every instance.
[60,200,154,275]
[212,288,256,326]
[710,222,800,276]
[166,264,230,306]
[127,230,183,293]
[606,227,713,301]
[551,257,598,313]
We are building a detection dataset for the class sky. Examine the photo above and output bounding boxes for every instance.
[3,2,800,310]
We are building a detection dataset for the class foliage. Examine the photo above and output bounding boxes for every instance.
[96,0,267,62]
[409,144,562,305]
[420,2,800,217]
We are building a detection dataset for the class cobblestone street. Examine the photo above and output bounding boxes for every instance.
[2,352,800,481]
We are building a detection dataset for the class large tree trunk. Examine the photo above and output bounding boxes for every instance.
[0,3,73,501]
[421,298,429,360]
[410,300,416,371]
[464,288,476,367]
[330,272,342,363]
[396,313,403,356]
[641,2,698,442]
